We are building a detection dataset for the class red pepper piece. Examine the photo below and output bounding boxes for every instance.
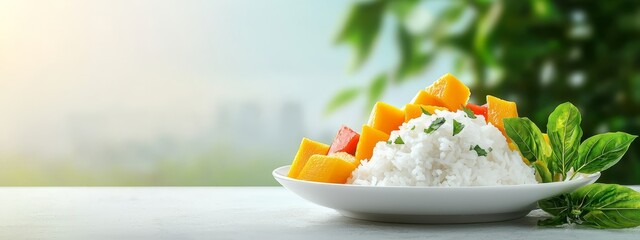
[328,125,360,155]
[466,103,488,120]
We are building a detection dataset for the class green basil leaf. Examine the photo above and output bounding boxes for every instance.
[461,105,477,119]
[420,106,432,116]
[573,132,637,174]
[452,119,464,136]
[570,184,640,229]
[537,215,569,227]
[472,145,489,157]
[547,102,583,179]
[425,117,445,134]
[503,117,550,163]
[533,160,553,183]
[538,194,570,217]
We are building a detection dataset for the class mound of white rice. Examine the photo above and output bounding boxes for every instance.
[348,110,537,186]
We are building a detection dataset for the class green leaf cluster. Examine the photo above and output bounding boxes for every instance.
[505,103,636,182]
[504,102,639,228]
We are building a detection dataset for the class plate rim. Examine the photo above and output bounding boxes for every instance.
[273,165,601,190]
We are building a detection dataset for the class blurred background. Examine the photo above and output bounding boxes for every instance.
[0,0,638,185]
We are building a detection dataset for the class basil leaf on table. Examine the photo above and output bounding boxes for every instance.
[537,214,569,227]
[546,102,583,179]
[538,184,640,228]
[572,132,637,176]
[503,117,551,163]
[570,184,640,229]
[538,194,570,217]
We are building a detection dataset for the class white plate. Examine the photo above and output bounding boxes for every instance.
[273,165,600,224]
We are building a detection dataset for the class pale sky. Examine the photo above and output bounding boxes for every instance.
[0,0,448,157]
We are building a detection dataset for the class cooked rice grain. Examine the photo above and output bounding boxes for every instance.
[348,110,537,186]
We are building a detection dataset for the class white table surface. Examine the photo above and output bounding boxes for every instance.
[0,187,639,239]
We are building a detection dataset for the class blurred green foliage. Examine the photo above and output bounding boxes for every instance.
[331,0,640,184]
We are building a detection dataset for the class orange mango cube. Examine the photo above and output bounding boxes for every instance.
[329,152,357,165]
[287,138,330,179]
[424,73,470,111]
[367,102,405,135]
[297,153,357,183]
[403,104,448,122]
[486,95,518,139]
[410,90,445,107]
[355,125,390,163]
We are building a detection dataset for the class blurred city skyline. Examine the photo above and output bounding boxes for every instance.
[0,0,462,185]
[0,0,450,162]
[0,0,343,160]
